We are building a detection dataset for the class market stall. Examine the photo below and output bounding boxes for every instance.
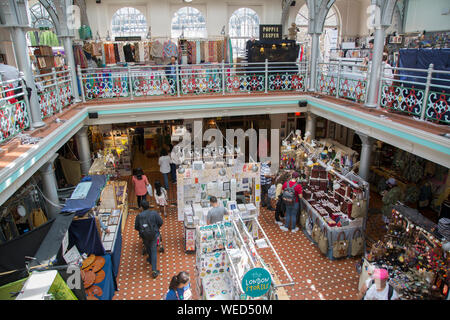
[361,205,449,300]
[60,175,125,299]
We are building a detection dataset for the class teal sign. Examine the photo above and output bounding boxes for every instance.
[242,268,271,298]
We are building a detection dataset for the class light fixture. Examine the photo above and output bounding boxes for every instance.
[219,168,226,176]
[178,167,186,174]
[252,164,259,172]
[333,181,341,190]
[183,0,193,2]
[17,205,26,217]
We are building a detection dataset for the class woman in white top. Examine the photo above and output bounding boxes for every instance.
[159,149,171,192]
[154,180,168,217]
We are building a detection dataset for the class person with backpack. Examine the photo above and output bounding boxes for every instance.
[154,180,168,217]
[165,271,192,300]
[359,268,399,300]
[134,200,163,279]
[280,172,303,232]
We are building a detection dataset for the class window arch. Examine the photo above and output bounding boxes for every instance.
[229,8,260,59]
[171,7,207,39]
[29,3,55,30]
[111,7,148,38]
[295,4,340,62]
[28,3,60,47]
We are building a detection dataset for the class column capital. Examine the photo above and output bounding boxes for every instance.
[39,153,59,174]
[356,132,376,145]
[76,126,89,138]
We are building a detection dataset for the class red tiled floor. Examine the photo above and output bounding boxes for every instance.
[112,182,387,300]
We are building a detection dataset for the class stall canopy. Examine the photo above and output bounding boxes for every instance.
[61,175,108,216]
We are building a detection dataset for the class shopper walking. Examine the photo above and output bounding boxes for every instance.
[159,149,171,192]
[154,180,168,217]
[132,168,150,209]
[274,171,290,225]
[134,200,163,279]
[207,196,228,225]
[169,144,178,184]
[165,271,192,300]
[260,161,276,211]
[358,268,399,300]
[280,172,303,232]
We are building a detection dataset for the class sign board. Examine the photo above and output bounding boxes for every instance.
[260,25,282,41]
[242,267,272,298]
[114,36,142,41]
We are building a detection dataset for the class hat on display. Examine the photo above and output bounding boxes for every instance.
[373,268,389,280]
[386,178,396,186]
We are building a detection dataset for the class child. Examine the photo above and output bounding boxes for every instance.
[154,180,168,217]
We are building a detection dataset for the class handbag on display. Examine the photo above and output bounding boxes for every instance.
[351,229,364,257]
[300,209,308,229]
[318,226,328,255]
[351,199,366,219]
[312,218,321,243]
[332,232,349,259]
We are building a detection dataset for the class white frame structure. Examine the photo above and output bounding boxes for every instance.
[171,6,207,39]
[295,4,340,62]
[229,8,260,59]
[111,7,148,38]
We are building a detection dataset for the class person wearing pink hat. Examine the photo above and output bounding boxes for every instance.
[358,268,399,300]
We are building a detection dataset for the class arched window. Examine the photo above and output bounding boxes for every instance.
[111,7,148,38]
[171,7,207,39]
[229,8,260,59]
[295,4,340,62]
[28,3,60,47]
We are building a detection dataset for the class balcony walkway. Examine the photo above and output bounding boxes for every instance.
[0,91,448,200]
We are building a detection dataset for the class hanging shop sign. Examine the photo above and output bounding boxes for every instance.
[242,267,272,298]
[114,36,142,41]
[260,25,282,41]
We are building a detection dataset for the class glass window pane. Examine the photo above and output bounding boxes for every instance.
[229,8,260,58]
[171,7,207,39]
[111,7,148,37]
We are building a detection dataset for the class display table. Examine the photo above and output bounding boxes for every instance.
[93,254,116,300]
[88,158,115,176]
[15,270,77,300]
[301,198,364,260]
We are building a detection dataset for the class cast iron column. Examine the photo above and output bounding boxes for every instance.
[39,154,61,219]
[357,132,375,182]
[75,126,91,175]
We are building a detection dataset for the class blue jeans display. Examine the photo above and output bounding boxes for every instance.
[285,201,299,230]
[162,173,169,191]
[170,163,177,183]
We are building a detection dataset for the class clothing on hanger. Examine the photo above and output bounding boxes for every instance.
[118,43,125,62]
[151,40,163,59]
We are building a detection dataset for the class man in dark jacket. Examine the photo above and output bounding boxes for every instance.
[134,200,163,278]
[165,56,177,83]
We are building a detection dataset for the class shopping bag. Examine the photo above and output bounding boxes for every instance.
[351,229,364,257]
[146,184,153,197]
[332,232,349,259]
[318,226,328,255]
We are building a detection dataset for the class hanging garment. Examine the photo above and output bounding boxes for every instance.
[151,40,164,59]
[32,208,48,228]
[144,42,151,62]
[139,42,145,62]
[123,43,134,62]
[92,43,102,56]
[163,40,178,59]
[118,43,125,62]
[200,41,206,62]
[191,41,197,64]
[83,42,93,56]
[217,40,224,63]
[187,41,193,64]
[196,41,201,64]
[228,37,233,63]
[134,42,140,62]
[113,43,120,63]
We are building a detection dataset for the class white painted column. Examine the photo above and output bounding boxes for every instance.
[305,112,317,140]
[61,36,81,102]
[39,154,60,219]
[364,26,386,108]
[10,27,45,128]
[357,132,375,182]
[75,126,91,175]
[308,33,320,91]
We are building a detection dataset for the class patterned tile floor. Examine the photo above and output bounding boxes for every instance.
[111,149,389,300]
[112,177,388,300]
